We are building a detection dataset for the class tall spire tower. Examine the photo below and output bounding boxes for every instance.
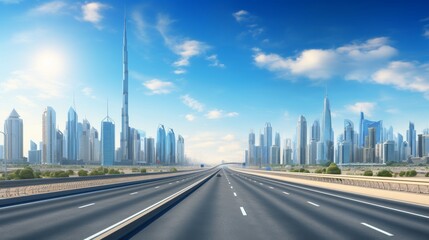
[120,11,129,161]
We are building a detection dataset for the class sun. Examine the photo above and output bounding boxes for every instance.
[33,48,66,78]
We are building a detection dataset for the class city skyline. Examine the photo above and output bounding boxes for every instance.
[1,0,429,164]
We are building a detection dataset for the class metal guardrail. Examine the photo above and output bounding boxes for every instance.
[240,169,429,194]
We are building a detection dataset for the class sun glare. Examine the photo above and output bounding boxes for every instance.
[33,48,66,78]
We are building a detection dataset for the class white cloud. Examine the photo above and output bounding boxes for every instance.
[185,114,195,122]
[156,14,209,73]
[424,29,429,38]
[253,37,397,81]
[205,109,239,119]
[232,10,249,22]
[81,2,109,28]
[1,69,67,99]
[10,29,47,44]
[143,79,174,94]
[31,1,67,15]
[226,112,239,117]
[173,40,209,67]
[205,109,222,119]
[206,54,225,68]
[223,134,235,141]
[174,69,186,75]
[131,10,147,41]
[186,132,244,164]
[82,87,96,99]
[181,95,204,112]
[372,61,429,93]
[16,95,36,108]
[346,102,376,117]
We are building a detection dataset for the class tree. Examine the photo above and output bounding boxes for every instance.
[399,171,406,177]
[326,163,341,174]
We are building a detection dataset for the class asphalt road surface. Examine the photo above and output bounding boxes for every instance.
[132,166,429,240]
[0,169,214,240]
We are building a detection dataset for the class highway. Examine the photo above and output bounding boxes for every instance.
[0,169,216,240]
[132,167,429,240]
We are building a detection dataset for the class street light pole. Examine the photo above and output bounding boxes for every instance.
[0,131,6,180]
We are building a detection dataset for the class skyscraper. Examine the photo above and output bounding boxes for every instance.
[101,110,115,166]
[79,119,91,163]
[120,13,130,162]
[90,127,100,163]
[66,107,78,162]
[264,123,272,164]
[156,125,166,164]
[407,122,416,157]
[309,120,320,165]
[259,132,265,166]
[296,115,307,165]
[176,135,185,164]
[166,128,176,165]
[145,137,155,165]
[28,140,41,164]
[272,132,281,165]
[317,95,333,164]
[4,109,23,163]
[56,130,64,163]
[248,131,255,166]
[359,112,383,147]
[42,106,56,164]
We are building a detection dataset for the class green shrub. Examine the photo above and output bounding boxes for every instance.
[141,168,147,173]
[377,169,393,177]
[89,169,104,176]
[399,171,406,177]
[19,167,35,179]
[78,169,88,176]
[108,168,120,174]
[406,170,417,177]
[363,170,373,176]
[67,170,74,176]
[132,167,139,173]
[103,167,109,174]
[326,163,341,174]
[314,168,323,174]
[170,167,178,173]
[425,172,429,177]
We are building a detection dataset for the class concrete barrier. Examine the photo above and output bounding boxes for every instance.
[0,171,201,206]
[237,169,429,194]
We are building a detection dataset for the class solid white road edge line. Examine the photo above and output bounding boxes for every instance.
[129,192,138,195]
[361,222,394,236]
[241,173,429,219]
[240,207,247,216]
[79,203,95,209]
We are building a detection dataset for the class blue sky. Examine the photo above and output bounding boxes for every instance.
[1,0,429,164]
